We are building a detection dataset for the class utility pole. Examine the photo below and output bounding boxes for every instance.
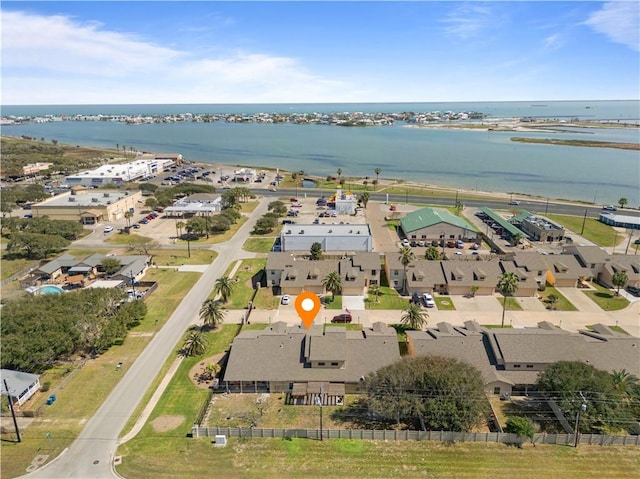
[580,209,588,235]
[315,396,323,441]
[574,392,587,448]
[545,197,549,215]
[3,379,21,442]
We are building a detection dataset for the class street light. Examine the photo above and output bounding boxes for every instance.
[574,392,587,447]
[314,396,323,441]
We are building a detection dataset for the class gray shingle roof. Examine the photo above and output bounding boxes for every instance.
[223,322,400,384]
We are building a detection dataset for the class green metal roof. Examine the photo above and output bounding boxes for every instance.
[479,207,526,237]
[401,207,475,233]
[509,210,533,224]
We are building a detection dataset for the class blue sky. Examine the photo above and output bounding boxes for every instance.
[1,1,639,104]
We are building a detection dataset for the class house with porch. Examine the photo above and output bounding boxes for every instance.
[222,321,401,404]
[0,369,41,407]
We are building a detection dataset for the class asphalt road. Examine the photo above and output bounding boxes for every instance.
[21,200,270,479]
[257,187,640,219]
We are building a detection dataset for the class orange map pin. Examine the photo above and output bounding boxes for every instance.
[295,292,322,329]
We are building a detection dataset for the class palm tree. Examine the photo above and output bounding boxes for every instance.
[374,167,381,185]
[199,299,226,330]
[612,271,628,296]
[399,246,415,296]
[124,210,133,228]
[337,168,342,179]
[424,246,441,261]
[176,220,186,238]
[359,191,370,208]
[497,272,520,327]
[214,276,234,303]
[322,270,342,303]
[400,303,428,330]
[618,197,628,209]
[510,232,524,248]
[183,330,207,357]
[612,369,639,403]
[368,284,381,303]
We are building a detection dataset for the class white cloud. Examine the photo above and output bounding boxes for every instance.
[543,33,564,50]
[0,9,363,104]
[584,1,640,52]
[441,3,501,39]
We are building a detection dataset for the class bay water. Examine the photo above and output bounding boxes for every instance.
[2,100,638,205]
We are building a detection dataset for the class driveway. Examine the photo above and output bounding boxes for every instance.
[556,287,603,313]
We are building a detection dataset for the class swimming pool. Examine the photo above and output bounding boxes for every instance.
[38,285,64,295]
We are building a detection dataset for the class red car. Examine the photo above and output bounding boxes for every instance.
[331,314,352,324]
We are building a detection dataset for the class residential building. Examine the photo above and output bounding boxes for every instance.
[223,321,401,403]
[0,369,41,407]
[400,207,478,243]
[599,256,640,289]
[440,260,505,296]
[31,189,142,225]
[542,255,592,287]
[265,252,381,295]
[407,321,640,396]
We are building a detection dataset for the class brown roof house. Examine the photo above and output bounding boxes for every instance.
[223,321,400,404]
[265,252,381,296]
[407,321,640,397]
[440,260,503,296]
[599,256,640,289]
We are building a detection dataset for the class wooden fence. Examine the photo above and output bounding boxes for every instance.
[192,426,640,446]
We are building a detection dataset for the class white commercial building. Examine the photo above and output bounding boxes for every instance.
[280,224,373,252]
[65,158,174,187]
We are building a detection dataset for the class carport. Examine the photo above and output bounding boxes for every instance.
[479,207,529,239]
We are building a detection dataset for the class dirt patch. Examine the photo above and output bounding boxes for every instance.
[188,353,225,389]
[151,415,185,432]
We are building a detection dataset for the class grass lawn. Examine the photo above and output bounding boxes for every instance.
[218,258,266,309]
[498,297,524,311]
[175,217,249,245]
[323,295,343,310]
[243,237,276,253]
[253,287,278,310]
[115,437,640,479]
[583,282,630,311]
[0,255,38,281]
[545,214,623,247]
[538,287,578,311]
[0,268,201,479]
[434,296,456,310]
[365,286,408,310]
[240,201,259,213]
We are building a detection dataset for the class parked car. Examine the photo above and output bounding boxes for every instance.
[402,239,410,247]
[417,241,425,247]
[281,295,290,305]
[132,224,141,229]
[422,293,435,308]
[626,286,640,297]
[103,226,114,233]
[331,313,352,323]
[410,241,417,247]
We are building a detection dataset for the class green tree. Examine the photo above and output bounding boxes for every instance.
[101,257,122,275]
[612,271,628,296]
[505,417,535,447]
[187,216,207,237]
[374,167,381,185]
[398,246,415,296]
[618,197,628,209]
[365,355,486,431]
[127,236,159,256]
[368,284,381,303]
[138,182,158,193]
[7,232,69,259]
[209,215,232,233]
[183,330,207,357]
[199,299,226,330]
[322,270,342,302]
[510,232,524,247]
[536,361,627,434]
[267,200,287,216]
[546,293,559,310]
[144,197,159,210]
[611,369,639,404]
[310,242,323,260]
[424,246,441,261]
[176,221,186,238]
[400,302,428,330]
[214,276,234,303]
[337,168,342,178]
[254,215,277,234]
[497,271,519,327]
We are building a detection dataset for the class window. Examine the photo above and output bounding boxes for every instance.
[371,270,376,275]
[411,235,417,239]
[526,365,534,368]
[331,362,339,366]
[318,362,325,366]
[449,235,455,239]
[513,364,521,368]
[493,387,501,394]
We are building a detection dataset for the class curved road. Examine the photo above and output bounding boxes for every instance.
[22,200,270,479]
